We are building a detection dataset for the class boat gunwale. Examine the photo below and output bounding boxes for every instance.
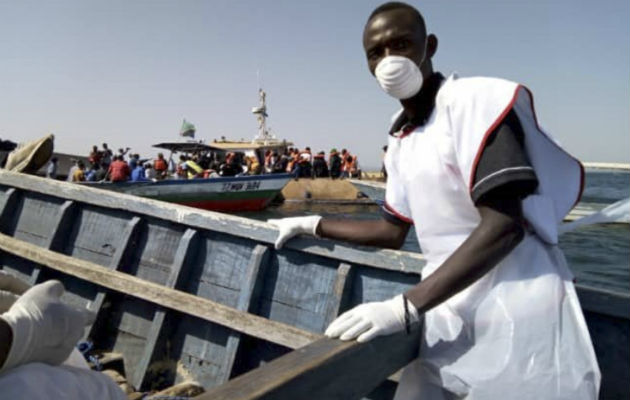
[2,171,628,320]
[0,170,426,274]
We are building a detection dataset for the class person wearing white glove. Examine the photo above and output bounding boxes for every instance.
[266,3,600,399]
[0,278,126,400]
[267,215,322,249]
[0,280,94,371]
[325,294,419,342]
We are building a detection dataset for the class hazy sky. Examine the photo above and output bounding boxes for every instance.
[1,0,628,168]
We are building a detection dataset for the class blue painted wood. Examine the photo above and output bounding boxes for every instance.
[324,263,354,327]
[219,244,270,384]
[258,249,339,333]
[183,232,258,305]
[85,216,142,339]
[0,172,626,398]
[46,200,77,252]
[348,267,420,306]
[0,187,19,234]
[168,313,235,387]
[8,191,65,248]
[0,251,38,286]
[65,206,137,268]
[0,172,426,272]
[133,228,198,390]
[164,232,259,388]
[30,200,77,284]
[100,219,189,382]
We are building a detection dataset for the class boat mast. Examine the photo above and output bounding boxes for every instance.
[251,88,274,144]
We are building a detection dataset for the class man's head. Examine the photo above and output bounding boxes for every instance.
[363,2,437,79]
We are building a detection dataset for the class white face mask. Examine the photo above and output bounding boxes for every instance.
[375,55,424,100]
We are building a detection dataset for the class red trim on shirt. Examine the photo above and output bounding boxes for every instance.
[468,85,585,208]
[384,202,414,224]
[468,88,520,193]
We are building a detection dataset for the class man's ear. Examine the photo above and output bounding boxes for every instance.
[427,34,438,59]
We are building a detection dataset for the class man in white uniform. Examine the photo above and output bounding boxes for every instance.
[268,2,600,399]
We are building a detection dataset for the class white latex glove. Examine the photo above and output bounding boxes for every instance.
[0,271,30,313]
[0,280,95,372]
[325,294,419,343]
[267,215,322,249]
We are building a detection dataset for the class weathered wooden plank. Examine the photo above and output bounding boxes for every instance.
[199,324,422,400]
[9,192,65,248]
[133,228,199,390]
[30,200,76,284]
[65,206,136,267]
[0,171,426,273]
[0,188,19,233]
[166,233,260,386]
[258,252,339,333]
[0,232,320,349]
[85,216,142,338]
[46,200,77,251]
[219,244,270,384]
[324,263,354,326]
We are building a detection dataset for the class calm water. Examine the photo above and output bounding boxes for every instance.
[236,170,630,293]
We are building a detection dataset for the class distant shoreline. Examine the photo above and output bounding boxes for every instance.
[582,162,630,171]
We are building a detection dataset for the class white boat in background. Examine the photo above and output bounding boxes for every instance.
[87,89,295,213]
[91,172,291,212]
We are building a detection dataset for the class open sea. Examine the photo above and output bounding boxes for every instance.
[236,170,630,294]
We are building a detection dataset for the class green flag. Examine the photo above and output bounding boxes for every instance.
[180,119,196,138]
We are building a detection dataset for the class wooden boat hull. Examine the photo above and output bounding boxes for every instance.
[0,171,627,399]
[87,173,292,212]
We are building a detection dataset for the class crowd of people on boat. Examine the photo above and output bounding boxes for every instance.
[46,143,363,183]
[262,147,362,179]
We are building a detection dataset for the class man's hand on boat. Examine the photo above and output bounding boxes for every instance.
[267,215,323,249]
[0,279,95,372]
[325,294,419,342]
[267,215,411,250]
